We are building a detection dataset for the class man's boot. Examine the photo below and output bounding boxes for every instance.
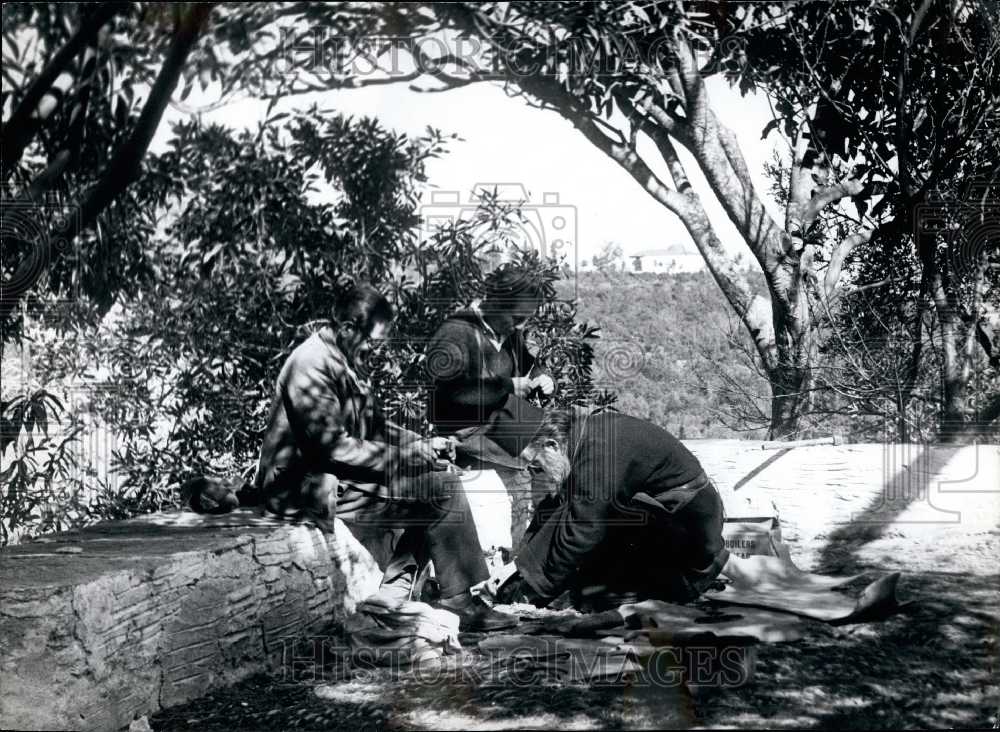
[437,592,519,632]
[375,560,419,602]
[372,528,432,602]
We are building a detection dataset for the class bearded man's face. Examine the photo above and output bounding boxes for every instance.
[522,438,571,496]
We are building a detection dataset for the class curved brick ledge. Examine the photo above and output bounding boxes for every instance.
[0,510,383,731]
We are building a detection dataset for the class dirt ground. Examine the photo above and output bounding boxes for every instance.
[152,444,1000,730]
[149,569,999,730]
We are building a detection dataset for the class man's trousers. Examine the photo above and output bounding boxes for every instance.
[262,466,489,599]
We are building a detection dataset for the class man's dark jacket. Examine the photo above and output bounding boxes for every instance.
[425,309,538,434]
[252,327,417,503]
[517,410,724,600]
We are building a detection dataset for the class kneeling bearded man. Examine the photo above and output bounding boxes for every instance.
[497,408,751,611]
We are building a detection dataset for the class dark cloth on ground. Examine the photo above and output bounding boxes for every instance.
[515,410,730,605]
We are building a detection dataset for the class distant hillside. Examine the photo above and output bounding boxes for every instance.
[557,270,770,439]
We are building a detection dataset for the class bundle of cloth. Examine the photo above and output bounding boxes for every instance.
[342,595,463,667]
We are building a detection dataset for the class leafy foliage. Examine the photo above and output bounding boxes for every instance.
[0,386,179,544]
[5,111,607,544]
[733,0,1000,219]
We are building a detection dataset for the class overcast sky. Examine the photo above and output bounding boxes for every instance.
[154,76,785,266]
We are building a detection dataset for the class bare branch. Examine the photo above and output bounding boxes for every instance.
[673,35,709,142]
[566,101,688,213]
[616,94,689,190]
[785,122,813,247]
[715,122,756,198]
[824,228,872,297]
[805,178,864,228]
[630,91,687,139]
[655,38,789,271]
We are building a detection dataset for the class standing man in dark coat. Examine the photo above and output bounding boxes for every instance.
[252,282,516,631]
[496,408,733,611]
[423,264,557,547]
[424,263,555,448]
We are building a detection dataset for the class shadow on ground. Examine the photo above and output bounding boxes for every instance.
[151,569,998,730]
[702,570,999,729]
[152,445,1000,729]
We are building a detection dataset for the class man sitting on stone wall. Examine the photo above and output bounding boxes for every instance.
[250,282,516,631]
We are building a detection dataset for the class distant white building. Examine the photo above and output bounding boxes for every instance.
[628,244,705,273]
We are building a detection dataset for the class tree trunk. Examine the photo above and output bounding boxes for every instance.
[768,371,807,438]
[768,283,813,439]
[939,373,967,441]
[980,393,1000,428]
[932,268,972,442]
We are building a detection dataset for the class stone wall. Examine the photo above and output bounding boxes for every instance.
[0,510,383,731]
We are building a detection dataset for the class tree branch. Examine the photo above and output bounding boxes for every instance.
[673,35,710,143]
[785,122,813,246]
[26,150,72,200]
[823,228,873,297]
[563,99,688,213]
[962,255,991,372]
[805,178,864,228]
[666,36,787,272]
[715,122,756,199]
[1,2,123,179]
[1,3,213,318]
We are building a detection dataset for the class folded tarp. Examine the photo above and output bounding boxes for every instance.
[512,600,808,644]
[704,561,903,624]
[614,599,810,643]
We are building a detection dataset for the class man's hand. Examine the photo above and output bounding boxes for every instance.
[400,436,459,471]
[512,376,534,397]
[428,436,456,455]
[430,436,458,467]
[531,373,555,396]
[399,439,439,469]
